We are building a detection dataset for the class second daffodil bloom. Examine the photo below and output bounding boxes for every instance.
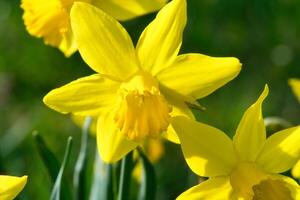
[172,85,300,200]
[21,0,168,57]
[289,78,300,103]
[43,0,241,163]
[0,175,27,200]
[288,78,300,179]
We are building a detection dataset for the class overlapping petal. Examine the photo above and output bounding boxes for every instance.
[43,74,119,116]
[0,175,27,200]
[136,0,186,75]
[97,111,138,163]
[71,2,139,80]
[92,0,167,21]
[292,160,300,178]
[233,85,268,161]
[58,29,77,57]
[256,126,300,173]
[177,177,233,200]
[157,53,241,99]
[160,85,195,144]
[171,116,236,177]
[288,78,300,102]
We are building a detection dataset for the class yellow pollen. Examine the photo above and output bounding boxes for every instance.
[230,162,268,199]
[114,71,172,141]
[253,178,293,200]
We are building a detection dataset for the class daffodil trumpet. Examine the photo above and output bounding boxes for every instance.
[43,0,241,163]
[172,85,300,199]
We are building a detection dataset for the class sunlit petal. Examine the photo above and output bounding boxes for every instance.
[97,111,138,163]
[292,159,300,179]
[256,126,300,173]
[177,177,233,200]
[71,2,139,80]
[157,54,241,99]
[0,175,27,200]
[136,0,186,75]
[43,74,119,116]
[92,0,167,21]
[171,116,236,177]
[288,78,300,103]
[233,85,268,161]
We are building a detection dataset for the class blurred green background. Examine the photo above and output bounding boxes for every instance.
[0,0,299,199]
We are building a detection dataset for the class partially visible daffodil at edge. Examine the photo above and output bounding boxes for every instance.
[288,78,300,179]
[0,175,27,200]
[171,85,300,200]
[21,0,168,57]
[289,78,300,103]
[43,0,241,163]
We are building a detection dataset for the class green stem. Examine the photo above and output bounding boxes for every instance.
[117,152,133,200]
[89,149,114,200]
[73,117,92,200]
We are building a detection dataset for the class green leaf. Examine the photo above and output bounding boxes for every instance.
[89,151,114,200]
[118,152,134,200]
[73,117,92,200]
[50,137,73,200]
[33,131,60,182]
[33,131,72,200]
[138,148,156,200]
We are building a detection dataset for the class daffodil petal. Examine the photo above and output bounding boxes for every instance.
[92,0,167,21]
[70,2,139,80]
[177,177,233,200]
[97,111,138,163]
[164,101,192,144]
[256,126,300,173]
[292,159,300,179]
[43,74,119,116]
[136,0,186,75]
[58,29,77,57]
[161,85,195,144]
[0,175,27,200]
[233,85,268,161]
[171,116,236,177]
[288,78,300,103]
[157,54,241,99]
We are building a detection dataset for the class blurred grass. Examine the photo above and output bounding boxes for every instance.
[0,0,299,199]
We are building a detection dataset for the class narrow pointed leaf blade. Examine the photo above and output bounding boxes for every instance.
[74,117,92,200]
[50,137,73,200]
[89,151,114,200]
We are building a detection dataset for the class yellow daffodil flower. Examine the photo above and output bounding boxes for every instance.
[0,175,27,200]
[172,85,300,199]
[21,0,168,57]
[288,78,300,179]
[43,0,241,163]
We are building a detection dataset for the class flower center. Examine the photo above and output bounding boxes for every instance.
[230,162,267,199]
[114,71,172,141]
[230,162,294,199]
[252,178,292,200]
